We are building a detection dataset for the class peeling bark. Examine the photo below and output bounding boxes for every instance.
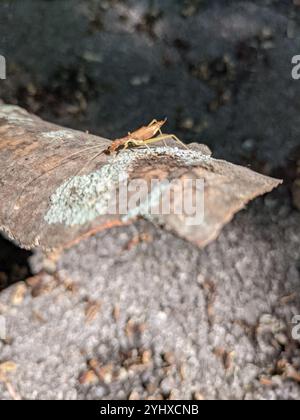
[0,105,282,251]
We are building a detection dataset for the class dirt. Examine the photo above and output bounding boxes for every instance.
[0,0,300,400]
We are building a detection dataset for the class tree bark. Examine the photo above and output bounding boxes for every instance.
[0,104,281,251]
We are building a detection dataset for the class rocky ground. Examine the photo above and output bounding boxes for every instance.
[0,0,300,400]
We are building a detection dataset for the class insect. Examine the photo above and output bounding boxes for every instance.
[11,119,189,214]
[71,119,189,179]
[104,118,189,154]
[47,119,190,203]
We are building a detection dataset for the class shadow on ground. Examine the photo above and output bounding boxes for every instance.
[0,234,32,290]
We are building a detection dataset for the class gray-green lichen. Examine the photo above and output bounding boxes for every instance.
[41,130,75,141]
[0,105,34,125]
[44,146,211,226]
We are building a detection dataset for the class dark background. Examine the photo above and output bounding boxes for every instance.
[0,0,300,401]
[0,0,299,282]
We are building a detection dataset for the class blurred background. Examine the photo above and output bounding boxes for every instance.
[0,0,300,401]
[0,0,299,284]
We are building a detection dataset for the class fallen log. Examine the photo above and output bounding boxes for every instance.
[0,104,282,251]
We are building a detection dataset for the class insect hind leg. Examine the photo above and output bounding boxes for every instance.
[145,134,189,150]
[168,134,189,150]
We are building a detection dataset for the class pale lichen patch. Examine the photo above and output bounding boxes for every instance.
[0,105,34,125]
[44,146,211,226]
[41,130,75,141]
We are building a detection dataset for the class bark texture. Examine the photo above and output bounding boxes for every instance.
[0,105,281,251]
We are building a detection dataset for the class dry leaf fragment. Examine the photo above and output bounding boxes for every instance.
[11,283,27,305]
[123,232,153,251]
[4,380,22,400]
[141,350,152,365]
[0,361,17,377]
[85,301,101,323]
[128,390,140,400]
[26,274,57,297]
[285,364,300,383]
[0,365,22,401]
[193,391,206,400]
[79,369,98,385]
[113,304,120,322]
[260,376,275,387]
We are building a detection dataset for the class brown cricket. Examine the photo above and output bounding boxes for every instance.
[11,119,188,213]
[103,118,188,154]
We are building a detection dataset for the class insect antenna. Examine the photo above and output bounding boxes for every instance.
[10,144,107,216]
[57,149,107,200]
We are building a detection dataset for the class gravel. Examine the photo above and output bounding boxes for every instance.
[0,190,299,400]
[0,0,300,400]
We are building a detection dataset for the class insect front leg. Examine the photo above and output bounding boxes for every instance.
[125,139,154,152]
[135,140,153,152]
